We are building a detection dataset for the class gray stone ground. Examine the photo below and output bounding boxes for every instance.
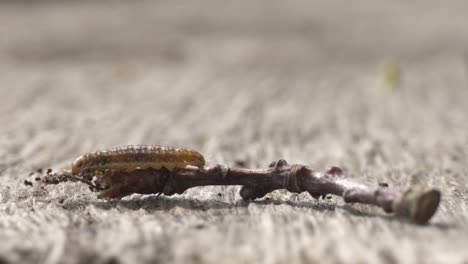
[0,1,468,263]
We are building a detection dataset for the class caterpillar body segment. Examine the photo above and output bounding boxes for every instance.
[71,145,205,174]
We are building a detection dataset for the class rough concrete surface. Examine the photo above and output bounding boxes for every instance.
[0,1,468,263]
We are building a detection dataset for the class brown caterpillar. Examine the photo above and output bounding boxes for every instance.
[71,145,205,174]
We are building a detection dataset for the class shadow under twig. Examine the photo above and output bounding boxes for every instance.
[84,194,338,213]
[59,194,454,228]
[339,204,457,229]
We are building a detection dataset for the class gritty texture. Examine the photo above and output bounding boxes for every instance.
[0,1,468,263]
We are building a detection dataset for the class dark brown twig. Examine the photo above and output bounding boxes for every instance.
[40,160,440,224]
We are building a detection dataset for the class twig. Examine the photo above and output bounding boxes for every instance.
[52,159,440,224]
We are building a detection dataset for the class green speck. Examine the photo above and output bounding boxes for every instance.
[381,62,402,92]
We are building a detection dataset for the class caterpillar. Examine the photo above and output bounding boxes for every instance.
[71,145,205,174]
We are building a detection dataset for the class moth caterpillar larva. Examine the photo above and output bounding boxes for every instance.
[71,145,205,174]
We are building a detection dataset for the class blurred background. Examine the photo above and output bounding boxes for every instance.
[1,1,468,263]
[2,0,468,66]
